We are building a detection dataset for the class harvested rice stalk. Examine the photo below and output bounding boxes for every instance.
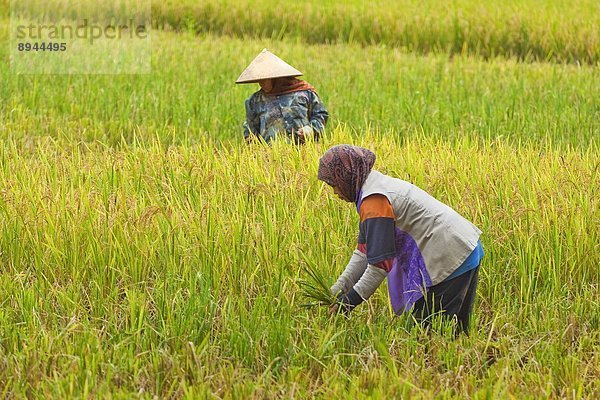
[297,253,336,308]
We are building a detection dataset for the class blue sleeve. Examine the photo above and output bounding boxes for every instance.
[243,97,260,139]
[308,91,328,139]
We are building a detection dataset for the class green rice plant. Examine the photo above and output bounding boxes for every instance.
[5,0,597,63]
[0,26,597,146]
[297,252,336,308]
[0,3,598,396]
[148,0,599,64]
[0,128,597,397]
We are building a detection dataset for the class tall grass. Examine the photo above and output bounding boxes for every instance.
[0,131,598,397]
[152,0,600,65]
[11,0,593,64]
[1,27,598,147]
[1,1,599,397]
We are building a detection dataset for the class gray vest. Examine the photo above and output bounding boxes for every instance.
[360,170,482,285]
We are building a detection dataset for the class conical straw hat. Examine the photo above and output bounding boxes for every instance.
[236,49,303,84]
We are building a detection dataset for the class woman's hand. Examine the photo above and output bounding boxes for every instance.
[330,301,354,317]
[295,125,314,144]
[329,303,340,316]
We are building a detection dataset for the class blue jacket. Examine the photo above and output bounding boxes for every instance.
[243,89,328,143]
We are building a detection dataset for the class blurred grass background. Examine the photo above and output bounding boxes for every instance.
[1,27,598,147]
[6,0,596,63]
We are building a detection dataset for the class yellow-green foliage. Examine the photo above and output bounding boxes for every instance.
[3,0,599,63]
[1,29,598,146]
[151,0,600,64]
[0,131,598,397]
[0,1,599,398]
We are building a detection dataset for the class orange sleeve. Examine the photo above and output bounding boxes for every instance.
[359,194,395,221]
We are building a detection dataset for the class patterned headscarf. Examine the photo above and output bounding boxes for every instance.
[318,145,376,202]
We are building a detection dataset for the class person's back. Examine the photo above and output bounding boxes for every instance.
[359,169,482,285]
[318,145,484,336]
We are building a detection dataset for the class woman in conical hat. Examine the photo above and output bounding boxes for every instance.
[236,49,328,144]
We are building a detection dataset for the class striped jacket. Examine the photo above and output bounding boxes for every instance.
[331,170,482,313]
[360,170,482,285]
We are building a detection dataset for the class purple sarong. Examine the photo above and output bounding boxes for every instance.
[387,228,432,314]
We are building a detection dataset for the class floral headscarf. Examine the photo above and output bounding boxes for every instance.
[317,145,376,202]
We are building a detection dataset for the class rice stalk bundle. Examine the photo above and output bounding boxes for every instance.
[297,254,336,308]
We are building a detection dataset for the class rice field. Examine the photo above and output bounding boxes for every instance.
[2,30,598,147]
[0,1,599,398]
[152,0,599,65]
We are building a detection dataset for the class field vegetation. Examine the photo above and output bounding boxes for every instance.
[1,28,598,147]
[1,132,597,398]
[3,0,599,64]
[151,0,600,65]
[0,1,598,398]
